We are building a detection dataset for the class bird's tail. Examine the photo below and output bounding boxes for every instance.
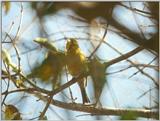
[78,79,90,104]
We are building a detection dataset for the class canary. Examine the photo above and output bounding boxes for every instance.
[4,105,22,120]
[66,38,90,104]
[27,38,66,89]
[88,57,106,106]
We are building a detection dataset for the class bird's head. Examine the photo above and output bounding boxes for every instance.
[33,37,57,52]
[66,38,79,51]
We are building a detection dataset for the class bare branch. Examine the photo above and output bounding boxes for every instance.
[36,92,159,119]
[5,88,158,119]
[104,46,143,68]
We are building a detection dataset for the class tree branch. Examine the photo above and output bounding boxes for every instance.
[49,46,158,97]
[2,84,158,119]
[36,92,159,119]
[104,46,143,68]
[51,100,158,119]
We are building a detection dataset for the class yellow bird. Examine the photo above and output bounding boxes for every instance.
[27,38,66,89]
[66,38,90,104]
[88,57,106,106]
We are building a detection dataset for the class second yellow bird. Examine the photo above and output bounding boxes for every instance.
[66,38,90,104]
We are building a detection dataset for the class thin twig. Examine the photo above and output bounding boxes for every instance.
[107,63,158,75]
[119,3,154,18]
[36,93,158,119]
[128,56,157,78]
[88,20,109,59]
[137,87,156,100]
[129,2,146,39]
[13,3,23,43]
[39,94,53,120]
[6,33,21,74]
[2,76,158,119]
[2,88,37,95]
[2,21,14,42]
[103,41,158,86]
[104,46,143,68]
[65,66,75,103]
[1,62,11,106]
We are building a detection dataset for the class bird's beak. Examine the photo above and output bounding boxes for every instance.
[34,38,47,48]
[33,37,41,43]
[33,37,47,44]
[66,39,71,50]
[67,38,71,43]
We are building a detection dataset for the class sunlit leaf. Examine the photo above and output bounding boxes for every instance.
[3,2,11,14]
[5,105,22,120]
[2,49,19,72]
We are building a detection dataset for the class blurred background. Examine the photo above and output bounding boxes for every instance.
[2,2,159,120]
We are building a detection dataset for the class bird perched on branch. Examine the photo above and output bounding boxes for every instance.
[88,57,107,106]
[66,38,90,104]
[27,38,66,89]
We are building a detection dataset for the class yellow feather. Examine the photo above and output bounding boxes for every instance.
[66,38,90,104]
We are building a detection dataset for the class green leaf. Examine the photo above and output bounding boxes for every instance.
[2,49,18,72]
[3,2,11,14]
[119,111,138,120]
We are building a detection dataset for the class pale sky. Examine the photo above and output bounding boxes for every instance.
[2,2,158,120]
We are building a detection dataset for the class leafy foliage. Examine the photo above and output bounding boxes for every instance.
[5,105,22,120]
